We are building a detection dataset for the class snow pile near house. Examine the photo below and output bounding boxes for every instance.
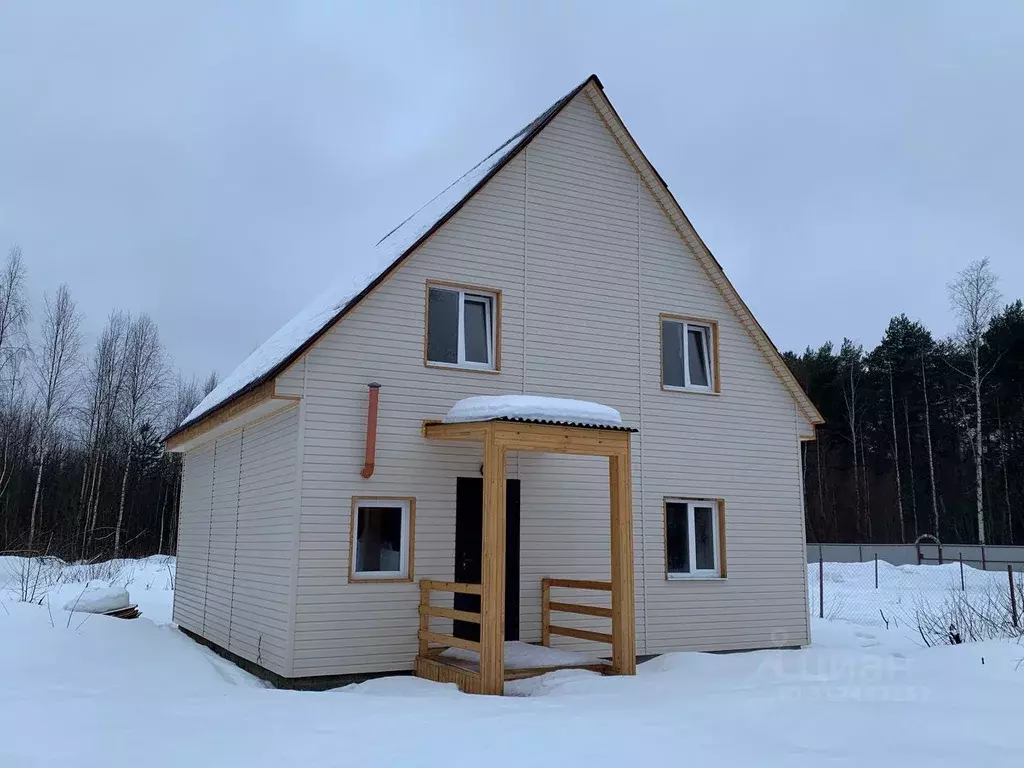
[443,395,623,428]
[63,586,129,614]
[0,554,176,624]
[181,82,582,429]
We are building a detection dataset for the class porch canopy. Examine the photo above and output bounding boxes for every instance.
[417,395,637,695]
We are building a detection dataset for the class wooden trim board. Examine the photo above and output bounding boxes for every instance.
[165,380,290,451]
[423,420,631,458]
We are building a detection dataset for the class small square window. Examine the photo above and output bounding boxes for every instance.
[666,499,722,578]
[350,498,414,581]
[426,283,498,370]
[662,318,715,391]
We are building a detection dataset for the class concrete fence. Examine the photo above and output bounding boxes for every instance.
[807,543,1024,570]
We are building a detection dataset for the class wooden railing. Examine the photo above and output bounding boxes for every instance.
[541,577,613,647]
[418,579,482,656]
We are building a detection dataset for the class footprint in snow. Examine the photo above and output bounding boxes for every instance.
[854,631,880,648]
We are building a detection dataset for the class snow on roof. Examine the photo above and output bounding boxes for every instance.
[442,395,624,429]
[178,78,593,431]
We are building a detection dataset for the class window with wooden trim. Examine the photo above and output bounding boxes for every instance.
[426,282,499,371]
[350,497,414,582]
[665,498,723,578]
[661,316,716,391]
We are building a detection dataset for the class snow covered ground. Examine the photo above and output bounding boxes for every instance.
[1,557,1020,767]
[809,558,1022,628]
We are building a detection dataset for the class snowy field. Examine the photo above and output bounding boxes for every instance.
[809,558,1023,629]
[1,557,1020,767]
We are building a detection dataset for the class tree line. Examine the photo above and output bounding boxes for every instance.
[0,245,217,560]
[786,258,1023,546]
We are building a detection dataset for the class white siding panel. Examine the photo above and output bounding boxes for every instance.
[227,406,298,674]
[516,93,643,655]
[283,85,809,677]
[172,406,299,677]
[635,129,809,654]
[172,442,214,633]
[204,433,240,649]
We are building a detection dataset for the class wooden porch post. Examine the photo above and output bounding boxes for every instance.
[479,425,507,694]
[609,440,636,675]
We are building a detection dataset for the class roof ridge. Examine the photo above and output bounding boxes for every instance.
[375,75,594,250]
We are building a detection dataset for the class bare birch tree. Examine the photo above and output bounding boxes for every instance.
[996,399,1012,543]
[887,365,905,541]
[171,375,202,429]
[114,314,167,556]
[29,284,82,551]
[902,397,918,538]
[202,370,219,397]
[80,311,130,555]
[839,339,864,537]
[920,356,940,537]
[0,247,30,507]
[157,375,202,554]
[947,258,1001,544]
[0,247,29,376]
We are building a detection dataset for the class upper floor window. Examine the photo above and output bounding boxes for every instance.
[661,315,717,392]
[426,281,500,371]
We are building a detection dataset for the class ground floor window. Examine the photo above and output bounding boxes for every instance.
[665,498,723,578]
[350,497,414,582]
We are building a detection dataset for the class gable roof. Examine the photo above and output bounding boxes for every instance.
[168,74,821,444]
[167,76,596,443]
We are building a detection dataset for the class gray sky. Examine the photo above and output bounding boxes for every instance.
[2,1,1022,382]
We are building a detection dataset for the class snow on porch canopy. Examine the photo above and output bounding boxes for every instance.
[441,395,635,431]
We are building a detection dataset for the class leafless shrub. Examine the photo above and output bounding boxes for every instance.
[64,581,92,628]
[2,555,61,603]
[60,557,125,586]
[915,580,1024,647]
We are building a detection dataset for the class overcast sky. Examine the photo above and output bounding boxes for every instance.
[2,1,1022,382]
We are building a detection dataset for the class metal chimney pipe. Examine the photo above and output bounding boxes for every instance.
[360,383,381,479]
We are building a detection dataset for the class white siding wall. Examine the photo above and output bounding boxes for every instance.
[284,84,811,677]
[172,441,214,634]
[172,406,299,675]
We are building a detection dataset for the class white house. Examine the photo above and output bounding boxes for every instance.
[165,74,822,694]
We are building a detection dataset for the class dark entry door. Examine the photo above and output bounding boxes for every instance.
[453,477,520,641]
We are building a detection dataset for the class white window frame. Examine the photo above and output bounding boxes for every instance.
[350,498,412,581]
[427,285,496,371]
[665,498,721,579]
[662,318,715,392]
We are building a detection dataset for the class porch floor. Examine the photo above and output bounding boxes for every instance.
[414,642,610,692]
[440,641,606,673]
